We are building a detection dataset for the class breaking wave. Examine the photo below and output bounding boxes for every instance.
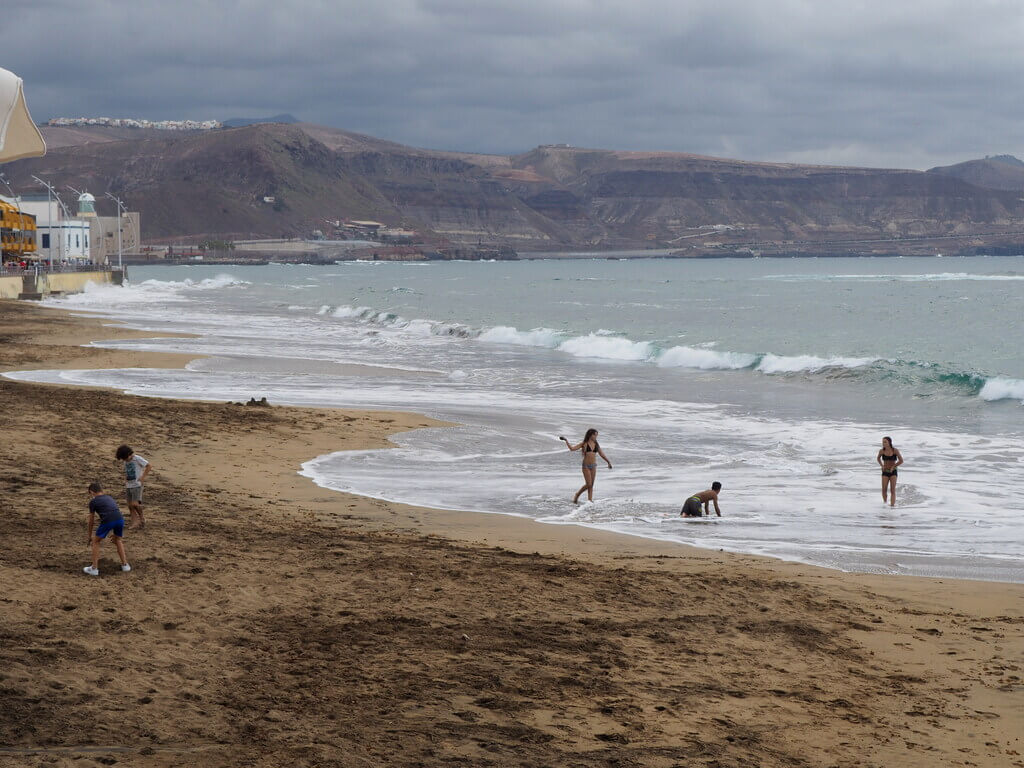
[979,377,1024,403]
[557,334,654,361]
[657,345,757,370]
[478,326,562,347]
[756,354,877,374]
[288,303,1022,403]
[42,274,249,310]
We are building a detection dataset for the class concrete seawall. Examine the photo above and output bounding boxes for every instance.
[0,270,124,300]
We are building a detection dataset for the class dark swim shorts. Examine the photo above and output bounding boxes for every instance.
[682,497,703,517]
[882,469,898,478]
[95,519,125,539]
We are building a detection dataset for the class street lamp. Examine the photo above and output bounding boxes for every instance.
[0,172,36,268]
[31,176,71,264]
[104,192,126,272]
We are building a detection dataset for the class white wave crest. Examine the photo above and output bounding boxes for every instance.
[151,273,249,290]
[42,273,248,310]
[134,274,249,290]
[979,377,1024,403]
[331,304,474,338]
[331,305,398,324]
[757,354,877,374]
[656,345,757,370]
[478,326,563,348]
[404,319,439,337]
[909,272,1024,281]
[557,334,654,361]
[763,271,1024,284]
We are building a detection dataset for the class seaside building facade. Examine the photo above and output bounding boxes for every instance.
[93,211,141,263]
[17,195,89,260]
[4,192,141,264]
[0,197,37,261]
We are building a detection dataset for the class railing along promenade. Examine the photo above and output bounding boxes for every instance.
[2,263,118,276]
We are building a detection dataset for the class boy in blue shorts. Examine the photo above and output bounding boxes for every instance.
[84,482,131,576]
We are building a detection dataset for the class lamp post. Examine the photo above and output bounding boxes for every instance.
[0,172,27,265]
[31,176,71,264]
[104,192,126,272]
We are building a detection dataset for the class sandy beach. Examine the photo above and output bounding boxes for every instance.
[1,298,1022,768]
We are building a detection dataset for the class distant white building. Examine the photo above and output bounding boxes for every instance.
[48,116,221,131]
[18,196,93,259]
[40,220,91,259]
[6,190,141,264]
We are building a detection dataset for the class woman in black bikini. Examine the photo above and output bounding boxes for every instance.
[560,428,612,504]
[876,436,904,507]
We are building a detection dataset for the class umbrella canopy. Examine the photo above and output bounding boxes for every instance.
[0,68,46,163]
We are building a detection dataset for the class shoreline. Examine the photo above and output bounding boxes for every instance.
[14,303,1014,586]
[120,249,1023,267]
[2,298,1023,767]
[23,301,1020,587]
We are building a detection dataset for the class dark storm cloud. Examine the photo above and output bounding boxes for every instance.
[7,0,1024,168]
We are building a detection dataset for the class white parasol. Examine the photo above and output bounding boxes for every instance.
[0,67,46,163]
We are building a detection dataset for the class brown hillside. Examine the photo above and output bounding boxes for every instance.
[10,125,394,239]
[928,155,1024,192]
[6,125,1024,249]
[39,125,203,150]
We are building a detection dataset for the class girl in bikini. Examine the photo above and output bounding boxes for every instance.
[876,436,904,507]
[560,428,612,504]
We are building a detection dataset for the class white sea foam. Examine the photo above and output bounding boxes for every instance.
[557,334,654,361]
[401,319,438,336]
[656,345,757,370]
[42,274,248,311]
[478,326,563,347]
[764,272,1024,283]
[979,377,1024,403]
[756,354,877,374]
[12,255,1024,584]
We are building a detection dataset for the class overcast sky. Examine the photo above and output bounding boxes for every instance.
[9,0,1024,169]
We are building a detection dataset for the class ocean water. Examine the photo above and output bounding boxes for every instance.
[8,257,1024,582]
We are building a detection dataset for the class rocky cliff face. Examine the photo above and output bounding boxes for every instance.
[928,155,1024,192]
[7,124,1024,250]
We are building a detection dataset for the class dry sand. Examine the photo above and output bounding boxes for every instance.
[0,299,1022,768]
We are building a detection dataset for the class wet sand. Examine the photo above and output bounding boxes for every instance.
[0,299,1022,768]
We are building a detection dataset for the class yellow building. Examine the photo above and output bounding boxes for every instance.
[0,198,37,259]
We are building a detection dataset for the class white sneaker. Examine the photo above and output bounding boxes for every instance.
[83,566,99,576]
[121,564,132,572]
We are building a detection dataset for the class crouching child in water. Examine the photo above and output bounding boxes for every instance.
[681,482,723,517]
[84,482,131,576]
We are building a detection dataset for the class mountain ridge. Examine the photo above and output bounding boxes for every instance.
[5,123,1024,253]
[928,155,1024,192]
[222,114,300,128]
